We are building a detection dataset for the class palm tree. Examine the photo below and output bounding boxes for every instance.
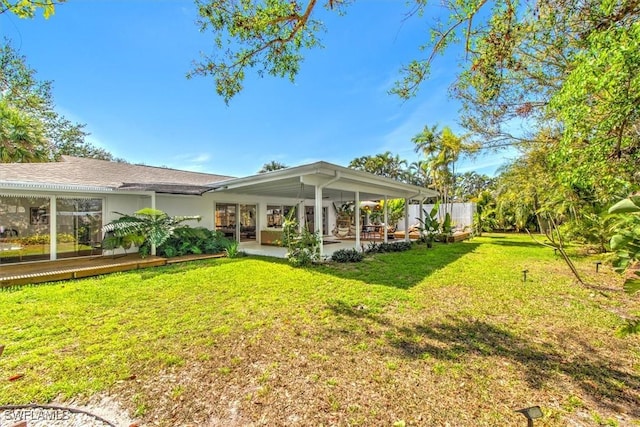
[348,152,407,181]
[258,160,288,173]
[0,100,50,162]
[405,160,431,187]
[412,125,478,215]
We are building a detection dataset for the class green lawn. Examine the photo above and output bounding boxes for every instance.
[1,234,639,426]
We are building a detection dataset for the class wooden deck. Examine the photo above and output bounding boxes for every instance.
[0,253,225,288]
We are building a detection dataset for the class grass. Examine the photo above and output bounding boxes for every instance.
[0,233,639,426]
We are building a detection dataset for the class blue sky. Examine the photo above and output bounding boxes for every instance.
[1,0,516,177]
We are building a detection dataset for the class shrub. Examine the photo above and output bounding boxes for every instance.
[364,241,412,254]
[57,233,76,243]
[224,240,240,258]
[331,248,364,263]
[20,234,50,245]
[152,227,230,258]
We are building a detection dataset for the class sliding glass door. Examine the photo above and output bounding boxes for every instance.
[215,203,257,242]
[0,196,51,263]
[56,198,103,258]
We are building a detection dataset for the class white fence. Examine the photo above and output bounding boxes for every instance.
[396,202,476,232]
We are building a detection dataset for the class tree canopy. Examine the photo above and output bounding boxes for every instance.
[192,0,638,263]
[0,0,64,19]
[0,41,119,162]
[348,152,409,182]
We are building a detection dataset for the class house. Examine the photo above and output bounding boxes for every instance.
[0,156,437,264]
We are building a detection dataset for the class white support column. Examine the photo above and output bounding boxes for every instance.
[383,195,388,243]
[315,185,324,258]
[298,201,305,233]
[50,195,57,260]
[235,204,241,243]
[355,191,361,250]
[404,198,410,242]
[212,201,217,231]
[255,203,261,244]
[151,192,157,256]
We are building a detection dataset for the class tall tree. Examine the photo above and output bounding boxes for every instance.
[404,160,431,188]
[412,125,478,211]
[0,99,48,162]
[455,171,495,202]
[189,0,639,199]
[0,40,118,162]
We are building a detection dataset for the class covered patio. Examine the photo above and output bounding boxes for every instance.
[209,161,438,258]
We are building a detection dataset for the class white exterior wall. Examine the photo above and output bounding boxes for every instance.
[105,194,151,223]
[104,192,337,236]
[156,194,214,229]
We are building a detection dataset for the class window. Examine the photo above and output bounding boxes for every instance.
[266,205,294,228]
[0,196,51,263]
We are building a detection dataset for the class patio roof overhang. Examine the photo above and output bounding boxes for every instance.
[207,161,438,201]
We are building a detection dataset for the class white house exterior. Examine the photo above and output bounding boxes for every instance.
[0,156,438,264]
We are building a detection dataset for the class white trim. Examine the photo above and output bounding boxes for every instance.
[209,161,438,200]
[1,182,115,193]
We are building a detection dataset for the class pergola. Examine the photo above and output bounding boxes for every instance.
[208,161,438,257]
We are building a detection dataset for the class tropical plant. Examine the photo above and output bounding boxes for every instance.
[154,227,229,258]
[416,201,441,248]
[224,240,240,258]
[472,190,497,235]
[608,195,640,296]
[560,210,616,253]
[439,212,454,241]
[102,208,201,257]
[102,231,142,256]
[379,198,405,229]
[282,207,320,266]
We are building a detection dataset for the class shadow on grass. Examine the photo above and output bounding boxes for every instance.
[314,241,481,289]
[394,318,640,415]
[327,303,640,415]
[483,238,545,249]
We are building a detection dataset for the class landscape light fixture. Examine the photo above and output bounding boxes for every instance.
[522,269,529,282]
[515,406,543,427]
[595,261,602,272]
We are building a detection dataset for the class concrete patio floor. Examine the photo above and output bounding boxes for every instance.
[239,237,405,259]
